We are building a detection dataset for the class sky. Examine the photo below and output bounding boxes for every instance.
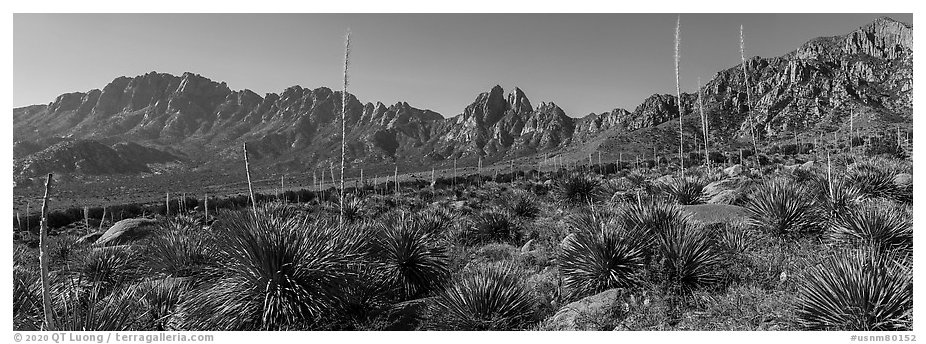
[13,13,913,118]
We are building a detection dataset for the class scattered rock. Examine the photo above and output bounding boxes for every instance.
[893,173,912,188]
[708,190,738,205]
[680,204,749,225]
[94,218,159,246]
[543,288,622,330]
[520,239,535,254]
[723,164,744,177]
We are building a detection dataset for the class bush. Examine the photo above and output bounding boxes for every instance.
[553,174,601,206]
[504,191,540,219]
[465,210,521,245]
[178,204,367,330]
[368,213,450,299]
[744,179,821,236]
[797,249,911,330]
[558,212,646,298]
[657,177,707,205]
[655,221,722,293]
[430,263,536,330]
[827,200,912,254]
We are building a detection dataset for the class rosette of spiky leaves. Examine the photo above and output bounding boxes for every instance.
[658,176,707,205]
[178,204,367,330]
[616,202,689,254]
[340,195,367,224]
[504,191,541,219]
[558,211,647,297]
[846,165,910,204]
[714,222,753,256]
[744,178,822,236]
[77,245,142,293]
[129,278,192,330]
[827,200,912,254]
[465,210,521,245]
[143,221,218,282]
[13,265,42,330]
[807,175,863,224]
[656,221,722,293]
[797,249,912,330]
[431,263,536,330]
[417,206,454,235]
[54,278,148,331]
[369,213,450,299]
[553,173,602,206]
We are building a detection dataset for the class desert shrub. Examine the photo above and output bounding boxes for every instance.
[654,221,722,293]
[657,177,707,205]
[744,178,821,236]
[797,248,911,330]
[54,283,147,331]
[807,175,863,224]
[826,200,912,254]
[846,162,911,204]
[503,191,540,219]
[13,265,42,330]
[143,222,218,282]
[553,173,601,206]
[77,246,142,292]
[558,212,647,298]
[130,278,192,330]
[464,210,521,245]
[368,213,450,299]
[616,202,689,251]
[178,204,367,330]
[430,263,536,330]
[340,195,367,223]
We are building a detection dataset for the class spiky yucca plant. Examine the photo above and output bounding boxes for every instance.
[78,246,140,291]
[144,222,216,281]
[13,265,42,330]
[558,212,647,297]
[797,249,911,330]
[130,278,191,331]
[369,213,450,299]
[808,175,863,223]
[745,178,821,236]
[54,283,147,331]
[827,200,912,254]
[178,204,366,330]
[656,221,722,292]
[617,202,689,245]
[431,263,536,330]
[505,191,541,219]
[846,165,910,204]
[340,195,367,224]
[466,210,521,245]
[553,173,601,206]
[658,176,707,205]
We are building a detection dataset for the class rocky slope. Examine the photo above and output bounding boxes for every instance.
[13,17,912,177]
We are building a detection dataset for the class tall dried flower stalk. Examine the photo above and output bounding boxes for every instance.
[39,173,55,330]
[674,15,684,175]
[243,142,257,215]
[340,30,351,228]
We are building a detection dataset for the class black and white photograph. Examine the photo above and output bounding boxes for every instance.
[7,5,917,339]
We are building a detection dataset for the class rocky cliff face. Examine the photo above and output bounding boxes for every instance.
[14,140,181,177]
[13,17,912,177]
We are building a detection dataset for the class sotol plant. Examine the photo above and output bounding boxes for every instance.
[553,173,601,206]
[431,263,536,330]
[745,178,821,236]
[797,248,911,330]
[368,212,450,299]
[827,200,912,254]
[178,204,367,330]
[558,211,647,298]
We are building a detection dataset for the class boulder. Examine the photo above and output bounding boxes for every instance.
[94,218,159,246]
[680,204,749,225]
[893,173,912,188]
[799,160,815,170]
[543,288,623,330]
[723,164,744,177]
[75,231,104,245]
[708,190,738,205]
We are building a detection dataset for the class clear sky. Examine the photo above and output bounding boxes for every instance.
[13,13,912,118]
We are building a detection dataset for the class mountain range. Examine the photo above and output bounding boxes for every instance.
[12,17,912,180]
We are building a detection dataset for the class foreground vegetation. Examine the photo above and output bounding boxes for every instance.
[13,151,912,331]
